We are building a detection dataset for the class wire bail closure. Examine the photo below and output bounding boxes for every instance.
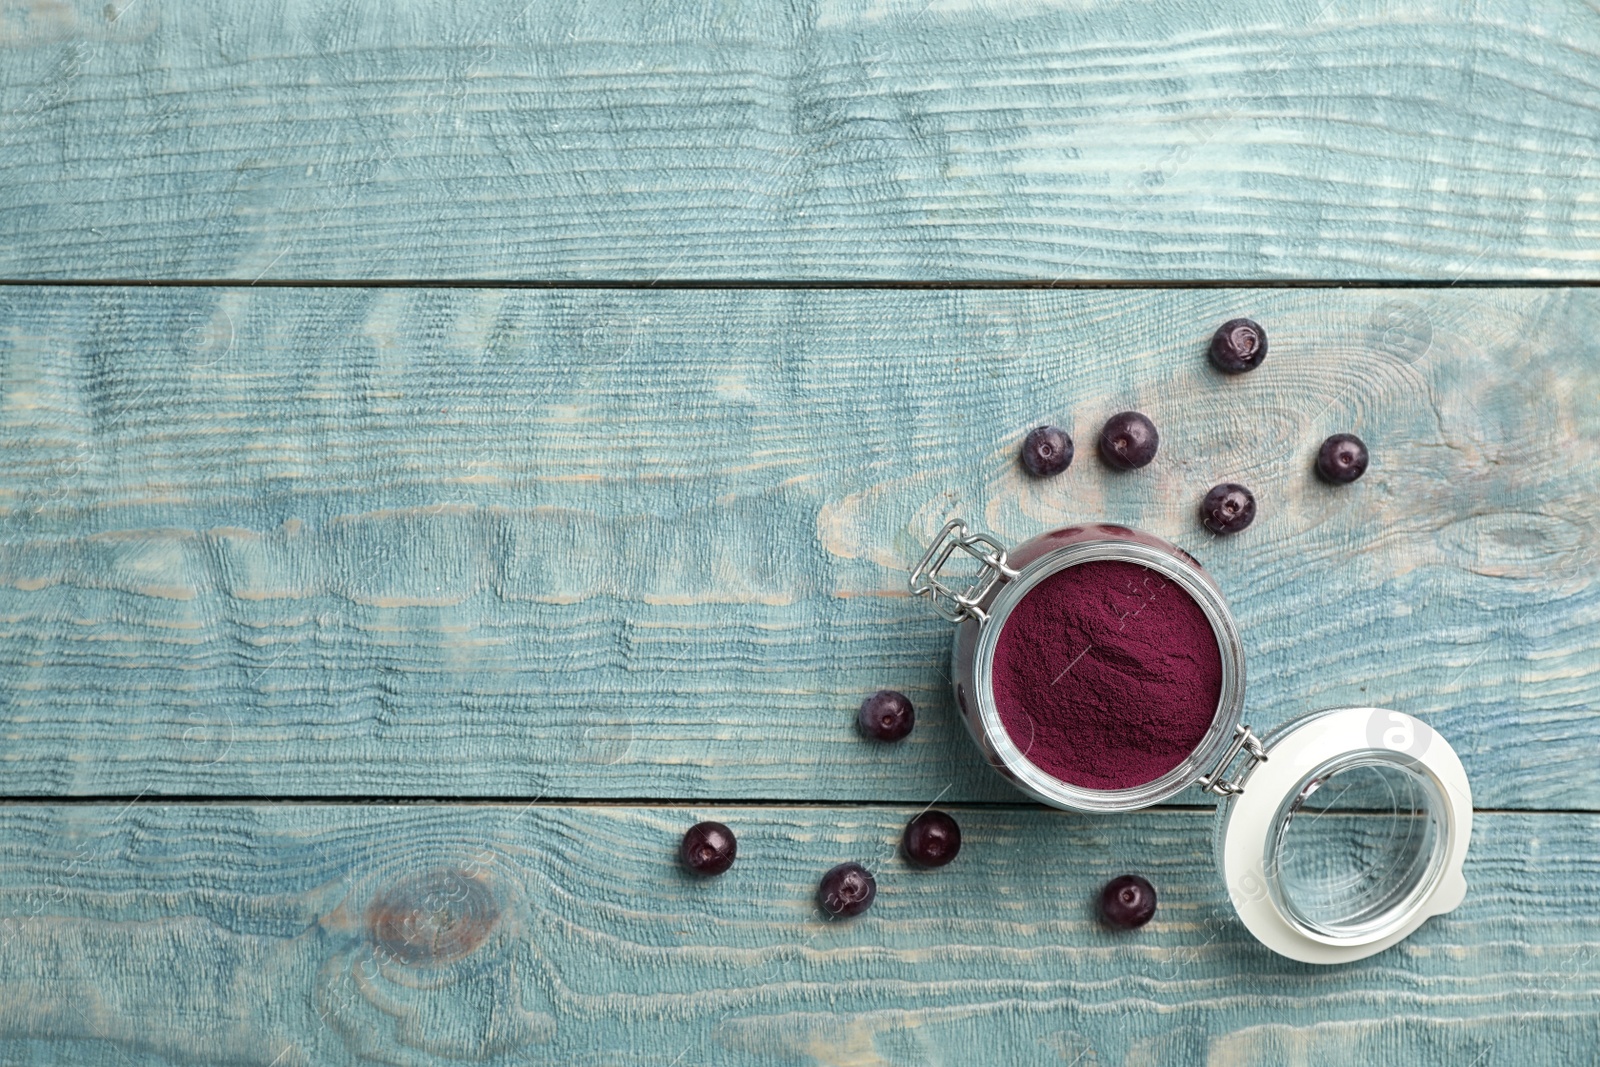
[908,518,1019,623]
[1197,723,1268,796]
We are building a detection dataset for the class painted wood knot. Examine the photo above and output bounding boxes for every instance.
[366,867,500,967]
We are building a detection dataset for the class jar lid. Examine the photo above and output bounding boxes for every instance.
[1213,706,1471,964]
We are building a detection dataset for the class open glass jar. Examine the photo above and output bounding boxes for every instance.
[911,518,1251,812]
[911,518,1472,963]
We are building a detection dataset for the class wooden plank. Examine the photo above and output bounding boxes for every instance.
[1,0,1598,281]
[0,803,1593,1065]
[2,286,1598,804]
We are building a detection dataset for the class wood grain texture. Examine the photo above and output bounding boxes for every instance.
[2,286,1598,804]
[2,0,1598,281]
[0,803,1594,1066]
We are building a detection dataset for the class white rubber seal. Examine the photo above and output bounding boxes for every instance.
[1218,707,1471,964]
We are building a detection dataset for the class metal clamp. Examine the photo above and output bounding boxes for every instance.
[908,518,1019,623]
[1197,723,1267,796]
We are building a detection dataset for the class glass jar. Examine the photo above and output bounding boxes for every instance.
[912,518,1473,963]
[910,518,1251,812]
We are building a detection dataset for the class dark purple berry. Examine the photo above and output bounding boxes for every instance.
[1316,433,1369,484]
[1098,411,1160,470]
[1099,874,1157,929]
[902,810,961,868]
[1209,318,1267,374]
[818,862,877,917]
[858,690,914,742]
[1200,483,1256,535]
[1020,425,1074,477]
[680,821,736,876]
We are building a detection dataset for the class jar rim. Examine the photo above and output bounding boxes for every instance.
[969,538,1247,812]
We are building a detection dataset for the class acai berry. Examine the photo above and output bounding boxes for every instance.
[1020,425,1074,477]
[1316,433,1369,484]
[1098,411,1159,470]
[1200,483,1256,535]
[858,690,915,742]
[902,811,962,868]
[1209,318,1267,374]
[680,821,737,876]
[1099,874,1157,929]
[818,862,877,917]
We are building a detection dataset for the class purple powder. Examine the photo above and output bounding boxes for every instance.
[991,559,1222,790]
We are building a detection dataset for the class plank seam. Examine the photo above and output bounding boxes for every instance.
[1,279,1599,290]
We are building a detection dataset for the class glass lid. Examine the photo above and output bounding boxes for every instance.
[1214,707,1472,964]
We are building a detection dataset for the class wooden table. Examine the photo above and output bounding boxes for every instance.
[2,2,1597,1063]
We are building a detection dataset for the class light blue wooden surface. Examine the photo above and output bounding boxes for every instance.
[0,803,1596,1066]
[3,286,1598,806]
[1,0,1598,280]
[3,1,1599,1062]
